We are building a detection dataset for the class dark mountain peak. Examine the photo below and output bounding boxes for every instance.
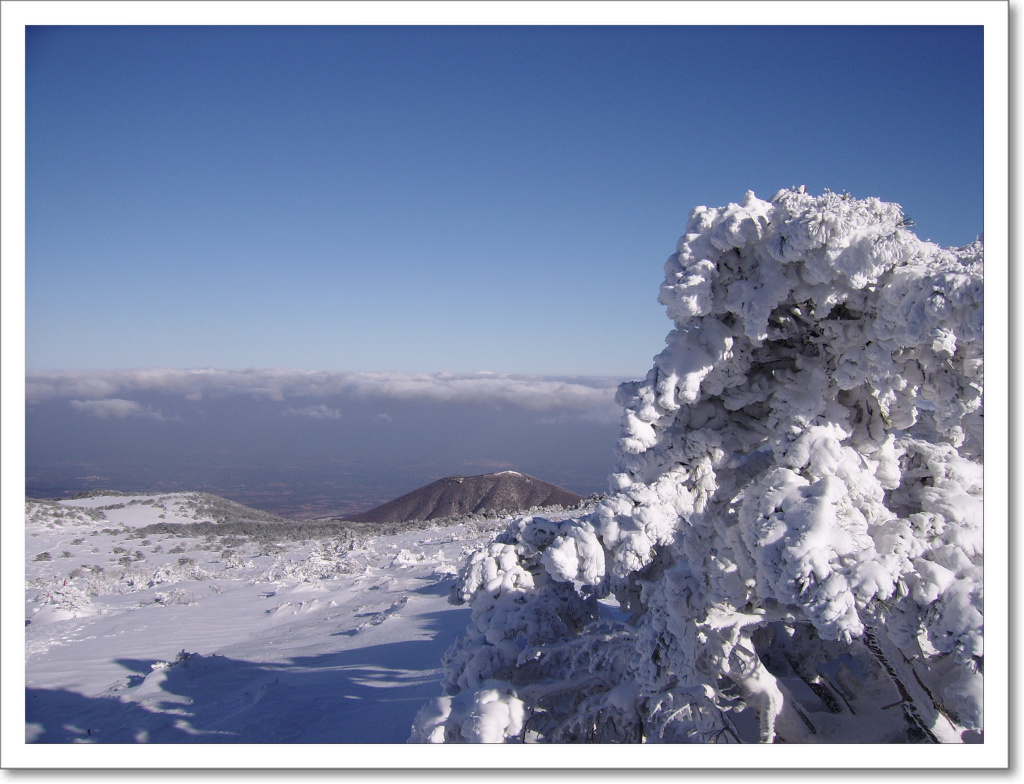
[341,471,584,524]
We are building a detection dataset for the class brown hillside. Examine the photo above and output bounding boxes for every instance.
[342,471,584,524]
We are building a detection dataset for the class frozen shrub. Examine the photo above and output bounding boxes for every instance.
[155,589,194,606]
[414,189,983,744]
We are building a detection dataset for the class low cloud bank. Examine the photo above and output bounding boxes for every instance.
[26,369,624,509]
[284,404,343,420]
[27,369,624,419]
[68,398,165,420]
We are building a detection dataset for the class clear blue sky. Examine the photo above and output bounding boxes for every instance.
[25,24,984,377]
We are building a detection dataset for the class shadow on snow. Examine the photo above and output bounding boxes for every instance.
[26,608,469,744]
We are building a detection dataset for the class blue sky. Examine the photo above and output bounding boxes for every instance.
[24,23,984,378]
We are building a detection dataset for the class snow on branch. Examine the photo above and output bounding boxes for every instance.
[411,188,984,744]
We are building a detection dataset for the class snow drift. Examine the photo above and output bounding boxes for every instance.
[412,188,984,744]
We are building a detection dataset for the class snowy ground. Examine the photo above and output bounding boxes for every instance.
[23,492,524,745]
[15,490,1006,772]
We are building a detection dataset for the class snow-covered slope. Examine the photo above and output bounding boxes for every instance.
[33,490,292,528]
[25,492,557,744]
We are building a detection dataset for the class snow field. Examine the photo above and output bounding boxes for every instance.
[24,493,518,744]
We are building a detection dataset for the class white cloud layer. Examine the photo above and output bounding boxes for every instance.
[28,369,624,416]
[68,398,164,420]
[284,404,343,420]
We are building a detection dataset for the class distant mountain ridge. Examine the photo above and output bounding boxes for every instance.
[341,471,585,524]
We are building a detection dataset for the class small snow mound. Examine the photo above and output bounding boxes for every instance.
[355,597,409,630]
[268,599,323,617]
[29,604,97,625]
[391,549,425,568]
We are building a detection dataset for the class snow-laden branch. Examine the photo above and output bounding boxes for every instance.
[412,189,984,744]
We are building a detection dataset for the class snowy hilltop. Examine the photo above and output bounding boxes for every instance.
[342,471,586,524]
[412,188,984,744]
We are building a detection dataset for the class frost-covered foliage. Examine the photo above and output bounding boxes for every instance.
[411,189,983,744]
[26,501,106,528]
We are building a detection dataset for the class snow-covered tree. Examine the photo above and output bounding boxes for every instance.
[410,189,983,744]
